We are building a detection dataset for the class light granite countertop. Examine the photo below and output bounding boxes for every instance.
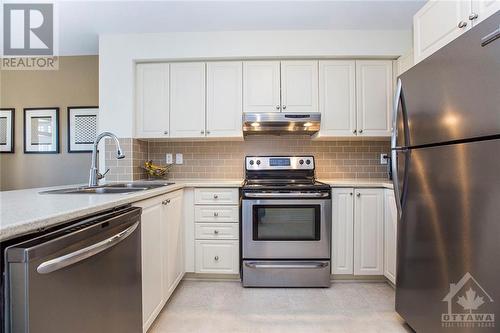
[0,178,392,242]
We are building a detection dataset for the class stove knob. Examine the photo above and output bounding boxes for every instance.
[306,159,311,165]
[249,160,254,165]
[256,160,261,165]
[299,159,304,165]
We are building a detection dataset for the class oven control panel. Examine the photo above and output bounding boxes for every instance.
[246,156,314,170]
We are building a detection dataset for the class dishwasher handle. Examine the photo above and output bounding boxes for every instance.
[36,221,139,274]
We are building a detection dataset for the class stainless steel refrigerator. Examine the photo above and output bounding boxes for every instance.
[392,12,500,333]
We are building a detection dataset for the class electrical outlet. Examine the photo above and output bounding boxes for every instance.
[166,153,173,164]
[176,153,183,165]
[380,153,388,165]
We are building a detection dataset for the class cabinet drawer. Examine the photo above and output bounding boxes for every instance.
[195,223,239,240]
[195,205,239,222]
[194,188,239,205]
[195,240,239,274]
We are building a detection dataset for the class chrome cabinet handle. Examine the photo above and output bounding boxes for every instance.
[206,130,210,135]
[359,129,364,134]
[469,13,478,20]
[164,130,169,135]
[213,194,218,199]
[356,193,361,197]
[200,130,205,134]
[282,105,287,110]
[37,222,139,274]
[214,256,219,261]
[352,129,357,134]
[350,192,353,196]
[213,212,219,217]
[276,105,281,110]
[458,21,467,28]
[162,199,170,205]
[214,230,219,235]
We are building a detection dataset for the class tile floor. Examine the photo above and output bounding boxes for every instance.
[149,281,413,333]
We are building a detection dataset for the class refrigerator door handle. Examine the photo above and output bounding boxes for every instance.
[391,78,403,151]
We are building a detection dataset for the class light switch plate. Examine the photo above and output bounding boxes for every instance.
[166,153,173,164]
[380,154,388,165]
[176,153,183,165]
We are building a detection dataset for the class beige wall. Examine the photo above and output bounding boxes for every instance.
[0,56,98,190]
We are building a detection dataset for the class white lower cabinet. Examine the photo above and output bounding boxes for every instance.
[384,189,398,284]
[134,189,185,333]
[331,187,386,277]
[195,240,239,274]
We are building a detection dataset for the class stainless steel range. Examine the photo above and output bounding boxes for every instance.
[241,156,332,287]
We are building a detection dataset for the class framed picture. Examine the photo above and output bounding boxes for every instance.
[24,107,59,154]
[67,106,98,153]
[0,108,15,153]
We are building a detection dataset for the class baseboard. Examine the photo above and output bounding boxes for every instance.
[183,272,241,281]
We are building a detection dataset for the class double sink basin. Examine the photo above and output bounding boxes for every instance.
[41,182,174,194]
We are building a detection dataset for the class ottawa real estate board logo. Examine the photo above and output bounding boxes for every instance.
[442,272,495,329]
[2,2,58,70]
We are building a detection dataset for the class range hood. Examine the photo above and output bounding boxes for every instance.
[243,112,321,136]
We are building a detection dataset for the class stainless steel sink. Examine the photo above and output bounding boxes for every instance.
[40,182,174,194]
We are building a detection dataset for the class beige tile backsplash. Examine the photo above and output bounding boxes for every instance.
[106,136,390,181]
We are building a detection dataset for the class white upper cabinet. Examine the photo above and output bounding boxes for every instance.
[355,60,392,137]
[473,0,500,25]
[384,189,398,285]
[170,62,206,138]
[135,63,170,138]
[331,188,355,275]
[353,188,384,275]
[281,60,319,112]
[206,62,243,138]
[243,61,281,112]
[319,60,356,137]
[413,0,472,64]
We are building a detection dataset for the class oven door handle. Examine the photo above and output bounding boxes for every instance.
[244,192,329,198]
[244,261,329,269]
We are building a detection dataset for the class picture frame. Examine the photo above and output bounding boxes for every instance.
[0,108,15,153]
[24,107,59,154]
[67,106,98,153]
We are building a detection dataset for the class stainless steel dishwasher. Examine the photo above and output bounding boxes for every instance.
[4,206,142,333]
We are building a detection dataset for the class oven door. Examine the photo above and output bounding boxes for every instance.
[242,198,331,259]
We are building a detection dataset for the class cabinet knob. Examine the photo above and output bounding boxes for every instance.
[213,194,218,199]
[359,129,364,134]
[276,105,281,110]
[356,193,361,197]
[214,230,219,235]
[468,13,478,21]
[206,130,210,135]
[458,21,468,28]
[162,199,170,205]
[200,130,205,134]
[282,105,287,110]
[164,131,169,135]
[350,193,353,196]
[214,256,219,261]
[213,212,219,217]
[352,129,357,134]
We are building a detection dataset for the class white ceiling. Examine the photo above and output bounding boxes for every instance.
[57,0,426,55]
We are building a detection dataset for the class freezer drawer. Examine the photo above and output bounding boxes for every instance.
[5,207,142,333]
[396,139,500,333]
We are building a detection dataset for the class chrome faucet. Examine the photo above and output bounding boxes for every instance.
[89,132,125,187]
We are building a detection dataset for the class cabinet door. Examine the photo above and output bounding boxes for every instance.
[318,60,356,137]
[206,62,243,138]
[413,0,472,63]
[139,201,165,330]
[243,61,281,112]
[472,0,500,25]
[281,60,319,112]
[135,63,169,138]
[356,60,392,137]
[331,188,354,274]
[170,62,206,138]
[164,190,185,297]
[384,189,398,284]
[354,188,384,275]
